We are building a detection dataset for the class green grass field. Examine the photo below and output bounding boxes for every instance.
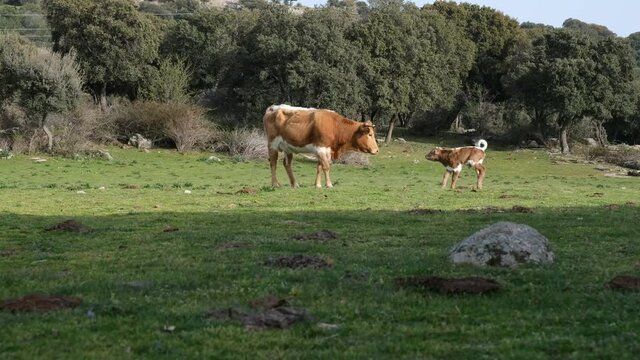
[1,138,639,359]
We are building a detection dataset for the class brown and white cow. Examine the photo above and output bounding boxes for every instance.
[425,139,487,190]
[263,104,379,188]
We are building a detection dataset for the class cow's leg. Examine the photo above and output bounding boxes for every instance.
[315,162,323,188]
[451,170,461,189]
[269,149,280,187]
[321,155,333,188]
[441,171,451,189]
[283,153,298,188]
[474,163,486,190]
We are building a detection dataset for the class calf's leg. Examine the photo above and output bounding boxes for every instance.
[450,170,461,189]
[474,163,486,190]
[441,171,451,189]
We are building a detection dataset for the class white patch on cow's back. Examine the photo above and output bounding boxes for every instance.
[267,104,315,114]
[270,136,330,156]
[446,164,463,173]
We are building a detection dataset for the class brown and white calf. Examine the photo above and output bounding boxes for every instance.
[263,104,379,188]
[425,140,487,190]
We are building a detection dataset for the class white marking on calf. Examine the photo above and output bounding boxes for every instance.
[446,164,463,173]
[270,136,330,157]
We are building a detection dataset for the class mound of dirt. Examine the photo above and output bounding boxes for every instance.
[236,187,258,194]
[45,220,94,233]
[263,255,332,269]
[395,276,501,295]
[215,242,251,251]
[292,230,337,241]
[162,225,179,232]
[205,295,312,330]
[1,294,82,312]
[249,294,289,310]
[408,208,443,215]
[511,205,535,213]
[0,249,16,257]
[608,275,640,290]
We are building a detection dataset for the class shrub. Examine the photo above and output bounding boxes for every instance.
[112,101,216,152]
[215,128,267,160]
[335,151,370,166]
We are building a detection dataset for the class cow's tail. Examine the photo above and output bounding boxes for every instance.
[475,139,488,151]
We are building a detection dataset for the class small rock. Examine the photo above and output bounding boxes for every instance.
[184,190,192,194]
[77,190,86,195]
[207,155,222,163]
[98,186,106,190]
[161,325,176,333]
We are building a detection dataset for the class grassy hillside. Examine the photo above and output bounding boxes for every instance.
[1,139,639,359]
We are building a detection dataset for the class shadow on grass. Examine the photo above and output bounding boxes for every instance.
[1,205,639,358]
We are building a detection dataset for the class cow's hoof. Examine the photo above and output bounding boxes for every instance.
[326,184,334,188]
[292,183,300,188]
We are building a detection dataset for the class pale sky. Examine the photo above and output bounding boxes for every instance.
[296,0,640,37]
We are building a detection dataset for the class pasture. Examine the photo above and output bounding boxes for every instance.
[1,138,639,359]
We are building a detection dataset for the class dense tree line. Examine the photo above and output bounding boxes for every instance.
[2,0,640,153]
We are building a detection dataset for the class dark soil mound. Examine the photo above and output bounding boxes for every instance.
[395,276,501,295]
[205,305,312,330]
[263,255,332,269]
[292,230,337,241]
[408,208,443,215]
[45,220,94,233]
[249,295,288,310]
[1,294,82,312]
[215,242,251,251]
[608,275,640,290]
[236,187,258,194]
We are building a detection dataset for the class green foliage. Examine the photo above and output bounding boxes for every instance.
[139,58,192,103]
[46,0,162,101]
[0,33,83,126]
[562,18,616,40]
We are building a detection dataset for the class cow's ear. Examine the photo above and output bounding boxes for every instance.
[364,120,375,128]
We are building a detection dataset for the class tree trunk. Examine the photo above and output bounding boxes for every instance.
[593,120,608,146]
[100,82,108,112]
[41,113,53,153]
[451,112,462,132]
[560,125,570,154]
[385,114,397,144]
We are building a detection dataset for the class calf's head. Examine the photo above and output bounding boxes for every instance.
[353,121,379,155]
[426,147,445,161]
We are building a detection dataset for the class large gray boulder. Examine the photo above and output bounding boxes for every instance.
[449,222,554,267]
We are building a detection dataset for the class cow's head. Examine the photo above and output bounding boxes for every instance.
[425,147,444,161]
[353,121,379,155]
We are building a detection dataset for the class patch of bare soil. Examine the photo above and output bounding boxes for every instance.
[0,249,16,257]
[292,230,337,241]
[215,242,251,251]
[408,208,443,215]
[498,194,518,199]
[458,205,534,214]
[607,275,640,290]
[205,295,312,330]
[0,294,82,312]
[263,255,332,269]
[162,225,179,232]
[119,183,140,189]
[249,294,289,310]
[236,187,258,194]
[45,219,94,233]
[589,192,605,197]
[395,276,501,295]
[511,205,535,213]
[281,220,309,226]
